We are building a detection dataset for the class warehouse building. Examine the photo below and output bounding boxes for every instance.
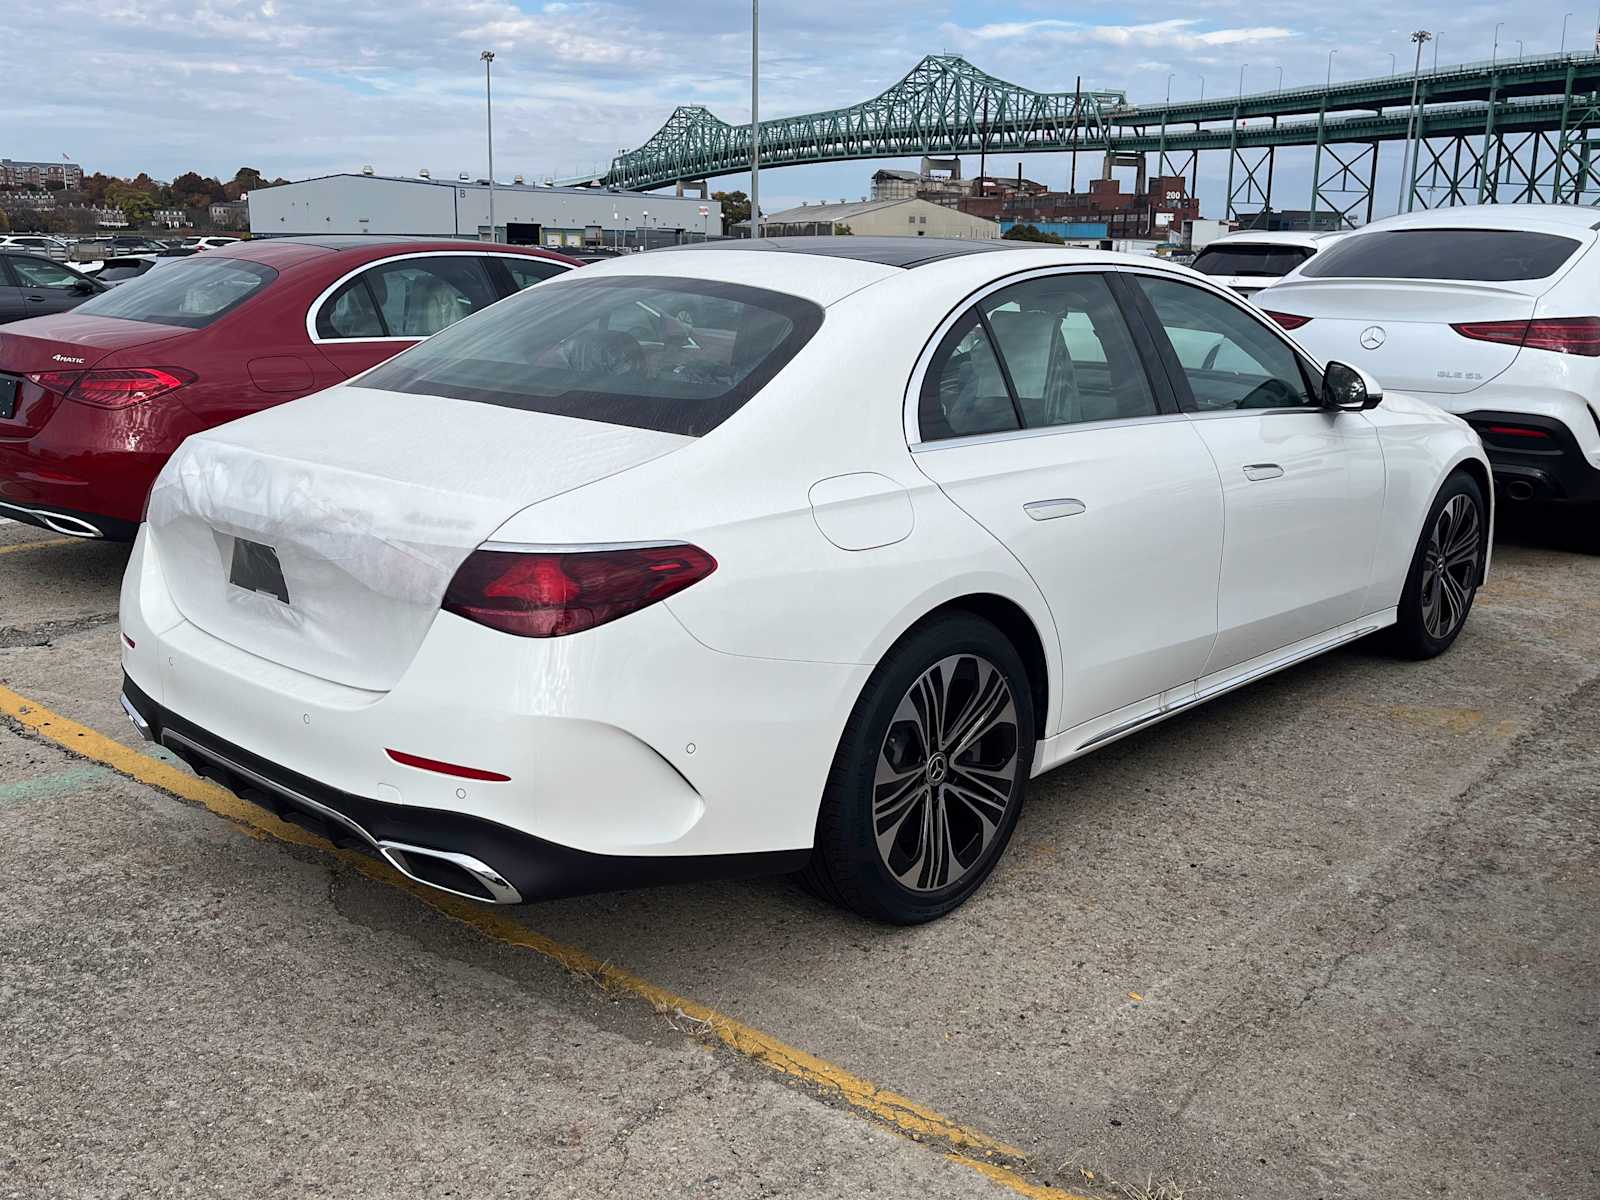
[746,196,998,240]
[247,172,722,247]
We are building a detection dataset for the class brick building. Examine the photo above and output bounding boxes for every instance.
[959,174,1199,240]
[0,159,85,190]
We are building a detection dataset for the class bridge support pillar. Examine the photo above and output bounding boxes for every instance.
[674,179,710,199]
[1101,151,1146,195]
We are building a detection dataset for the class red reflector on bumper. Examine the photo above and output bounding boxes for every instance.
[1486,425,1551,439]
[385,748,511,782]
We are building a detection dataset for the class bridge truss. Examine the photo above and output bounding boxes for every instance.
[560,52,1600,225]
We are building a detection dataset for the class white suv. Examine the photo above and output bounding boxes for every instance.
[1189,230,1346,300]
[0,234,70,261]
[1258,205,1600,513]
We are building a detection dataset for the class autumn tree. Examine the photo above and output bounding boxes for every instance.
[711,189,750,225]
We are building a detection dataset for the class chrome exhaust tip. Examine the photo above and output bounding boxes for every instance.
[0,499,101,538]
[378,841,523,905]
[120,692,154,741]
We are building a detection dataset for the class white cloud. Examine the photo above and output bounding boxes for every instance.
[950,17,1295,51]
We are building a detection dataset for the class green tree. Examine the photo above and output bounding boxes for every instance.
[711,189,750,225]
[107,183,156,227]
[1002,223,1065,245]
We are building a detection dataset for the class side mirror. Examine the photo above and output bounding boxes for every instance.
[72,280,96,295]
[1321,360,1383,411]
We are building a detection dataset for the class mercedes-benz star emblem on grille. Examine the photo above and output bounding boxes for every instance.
[1359,326,1387,350]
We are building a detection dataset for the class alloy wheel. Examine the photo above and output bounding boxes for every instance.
[1420,493,1482,641]
[872,654,1020,893]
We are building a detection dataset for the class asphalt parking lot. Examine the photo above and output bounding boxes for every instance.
[2,513,1597,1200]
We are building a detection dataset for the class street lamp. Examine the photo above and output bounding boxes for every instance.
[750,0,761,239]
[1326,48,1337,87]
[1386,52,1397,75]
[480,50,496,242]
[1492,21,1503,66]
[1433,32,1441,71]
[1198,74,1206,99]
[1399,30,1433,213]
[1238,62,1248,95]
[1563,11,1575,53]
[1275,65,1284,90]
[1516,39,1525,60]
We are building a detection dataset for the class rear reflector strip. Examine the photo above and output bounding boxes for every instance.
[1485,425,1551,439]
[384,748,511,782]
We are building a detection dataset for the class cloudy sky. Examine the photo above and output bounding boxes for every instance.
[9,0,1582,220]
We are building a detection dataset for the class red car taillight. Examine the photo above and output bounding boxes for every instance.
[1451,317,1600,357]
[443,544,718,638]
[26,367,195,407]
[1262,310,1311,330]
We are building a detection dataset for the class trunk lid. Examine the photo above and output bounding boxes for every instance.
[1263,278,1540,395]
[145,385,692,691]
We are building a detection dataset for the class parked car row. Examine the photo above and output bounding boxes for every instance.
[0,232,1481,925]
[1255,205,1600,514]
[0,236,576,537]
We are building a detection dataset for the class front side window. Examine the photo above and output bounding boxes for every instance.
[363,256,500,338]
[353,275,823,437]
[73,258,276,328]
[1135,276,1316,412]
[10,258,84,290]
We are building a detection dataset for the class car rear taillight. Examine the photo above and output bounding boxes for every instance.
[26,367,195,407]
[1262,310,1311,330]
[1451,317,1600,357]
[443,544,718,638]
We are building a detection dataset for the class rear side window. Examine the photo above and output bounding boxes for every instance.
[316,277,386,339]
[1191,244,1313,278]
[501,257,569,292]
[74,258,276,328]
[352,275,824,437]
[1301,229,1581,282]
[364,256,500,338]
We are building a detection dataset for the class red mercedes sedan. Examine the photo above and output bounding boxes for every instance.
[0,236,577,539]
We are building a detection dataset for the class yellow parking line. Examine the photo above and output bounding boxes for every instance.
[0,682,1092,1200]
[0,537,78,556]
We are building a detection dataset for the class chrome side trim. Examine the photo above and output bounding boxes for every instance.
[119,692,154,741]
[476,538,682,554]
[909,411,1188,454]
[378,842,522,905]
[1193,625,1379,705]
[0,499,101,539]
[159,728,523,905]
[1074,623,1381,754]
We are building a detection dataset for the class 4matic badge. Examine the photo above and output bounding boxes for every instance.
[51,354,86,365]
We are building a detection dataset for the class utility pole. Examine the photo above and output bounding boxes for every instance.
[1399,30,1432,213]
[750,0,761,239]
[480,50,496,241]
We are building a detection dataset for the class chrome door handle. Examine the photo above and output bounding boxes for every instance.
[1023,498,1087,521]
[1243,463,1284,481]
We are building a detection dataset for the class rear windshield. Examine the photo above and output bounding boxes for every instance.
[73,258,276,328]
[1192,244,1313,278]
[1301,229,1581,282]
[353,275,825,436]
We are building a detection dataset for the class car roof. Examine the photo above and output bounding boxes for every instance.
[1205,230,1340,249]
[573,241,1195,307]
[1359,204,1600,235]
[650,235,1033,268]
[207,236,576,270]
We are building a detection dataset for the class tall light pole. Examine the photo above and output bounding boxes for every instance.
[1562,12,1574,53]
[750,0,761,239]
[1386,52,1397,75]
[1326,48,1337,87]
[1399,30,1432,213]
[1433,32,1441,70]
[1275,65,1284,90]
[1199,74,1206,99]
[1492,21,1503,65]
[1516,39,1525,60]
[1238,62,1248,95]
[480,50,496,242]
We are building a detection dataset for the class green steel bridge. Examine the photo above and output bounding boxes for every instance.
[557,52,1600,224]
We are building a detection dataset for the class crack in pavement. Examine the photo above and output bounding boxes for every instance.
[0,612,119,649]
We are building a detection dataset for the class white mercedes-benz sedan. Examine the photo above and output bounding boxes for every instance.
[118,237,1491,923]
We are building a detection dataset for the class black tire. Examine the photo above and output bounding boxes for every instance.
[800,613,1036,924]
[1385,471,1487,660]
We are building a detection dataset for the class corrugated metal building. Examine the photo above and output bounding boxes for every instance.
[247,174,723,247]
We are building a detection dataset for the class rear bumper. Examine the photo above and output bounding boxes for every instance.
[119,674,809,905]
[1460,409,1600,502]
[0,496,138,540]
